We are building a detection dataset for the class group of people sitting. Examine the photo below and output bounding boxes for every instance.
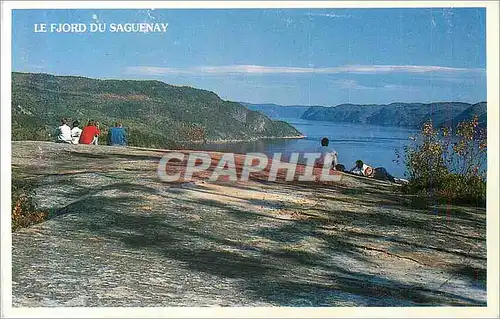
[316,137,408,184]
[55,118,127,146]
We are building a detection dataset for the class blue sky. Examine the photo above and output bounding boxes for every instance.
[12,8,486,105]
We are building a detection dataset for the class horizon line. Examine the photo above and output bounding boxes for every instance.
[11,70,486,107]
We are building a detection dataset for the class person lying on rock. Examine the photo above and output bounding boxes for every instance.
[350,160,373,176]
[350,160,396,183]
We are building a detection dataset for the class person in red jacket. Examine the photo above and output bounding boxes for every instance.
[79,120,101,145]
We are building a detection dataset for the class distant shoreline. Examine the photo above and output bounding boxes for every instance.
[12,134,306,148]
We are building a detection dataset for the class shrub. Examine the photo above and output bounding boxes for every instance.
[398,115,486,205]
[11,179,48,231]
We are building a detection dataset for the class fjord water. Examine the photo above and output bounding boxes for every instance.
[190,118,417,178]
[280,118,417,178]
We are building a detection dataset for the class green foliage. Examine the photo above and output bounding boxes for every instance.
[11,72,301,147]
[12,114,52,141]
[398,115,486,205]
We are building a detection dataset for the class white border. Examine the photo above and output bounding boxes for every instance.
[1,1,499,318]
[485,2,500,318]
[2,0,498,9]
[1,0,13,317]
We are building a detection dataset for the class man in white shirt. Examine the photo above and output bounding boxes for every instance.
[315,137,338,169]
[71,120,83,144]
[56,118,72,143]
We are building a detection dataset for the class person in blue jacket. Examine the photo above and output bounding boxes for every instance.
[109,122,127,146]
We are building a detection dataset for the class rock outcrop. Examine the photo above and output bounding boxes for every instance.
[11,141,486,307]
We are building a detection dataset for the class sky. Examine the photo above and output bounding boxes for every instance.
[12,8,486,106]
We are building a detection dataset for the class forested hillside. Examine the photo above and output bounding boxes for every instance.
[301,102,487,128]
[11,72,302,148]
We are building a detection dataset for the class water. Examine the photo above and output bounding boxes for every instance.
[186,118,418,178]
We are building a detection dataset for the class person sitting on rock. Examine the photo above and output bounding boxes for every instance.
[315,137,338,169]
[55,118,72,144]
[79,120,101,145]
[109,122,127,146]
[70,120,82,145]
[92,121,100,145]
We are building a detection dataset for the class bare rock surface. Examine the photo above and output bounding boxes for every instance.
[11,141,486,307]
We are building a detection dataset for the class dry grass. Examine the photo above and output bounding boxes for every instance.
[11,184,48,232]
